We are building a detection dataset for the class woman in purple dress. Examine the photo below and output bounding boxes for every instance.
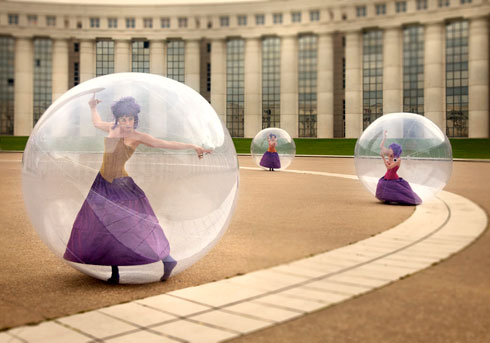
[259,134,281,171]
[63,95,211,283]
[375,131,422,205]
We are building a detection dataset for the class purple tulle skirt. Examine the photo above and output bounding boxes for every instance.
[260,151,281,169]
[63,173,170,266]
[376,177,422,205]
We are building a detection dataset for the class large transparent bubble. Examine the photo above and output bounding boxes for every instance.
[22,73,239,284]
[250,128,296,170]
[354,112,452,204]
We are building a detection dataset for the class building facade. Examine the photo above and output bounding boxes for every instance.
[0,0,489,138]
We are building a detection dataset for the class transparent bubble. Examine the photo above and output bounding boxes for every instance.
[354,112,452,204]
[250,128,296,170]
[22,73,239,284]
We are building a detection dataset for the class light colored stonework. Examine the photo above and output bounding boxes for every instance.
[1,0,488,137]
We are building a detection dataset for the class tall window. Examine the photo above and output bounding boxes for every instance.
[71,42,80,87]
[90,17,100,28]
[396,1,407,12]
[8,14,19,25]
[46,16,56,26]
[356,6,367,17]
[73,62,80,86]
[291,12,302,23]
[273,13,283,24]
[161,17,170,28]
[255,14,265,25]
[220,16,229,27]
[226,39,244,137]
[132,41,150,73]
[33,38,52,125]
[237,15,247,26]
[126,17,135,28]
[206,63,211,92]
[178,17,188,28]
[143,18,153,28]
[298,34,317,137]
[108,18,117,28]
[262,37,281,129]
[167,40,185,82]
[416,0,428,10]
[446,20,469,137]
[310,10,320,22]
[438,0,450,7]
[96,40,114,76]
[376,4,387,15]
[0,37,15,135]
[27,15,38,25]
[403,26,424,115]
[362,30,383,130]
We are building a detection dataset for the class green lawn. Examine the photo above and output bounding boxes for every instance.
[2,136,489,159]
[234,138,357,156]
[0,136,29,152]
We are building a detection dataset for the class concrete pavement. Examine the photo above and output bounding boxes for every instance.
[0,158,488,341]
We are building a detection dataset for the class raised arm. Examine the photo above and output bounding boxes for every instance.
[136,132,212,158]
[89,94,111,132]
[379,130,390,156]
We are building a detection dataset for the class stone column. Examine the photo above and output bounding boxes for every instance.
[52,38,69,101]
[210,38,226,124]
[150,39,165,76]
[80,39,95,82]
[383,27,402,114]
[184,39,200,92]
[79,40,95,136]
[468,17,489,138]
[244,36,261,137]
[280,35,298,138]
[345,31,362,138]
[114,39,130,73]
[424,22,445,131]
[317,32,334,138]
[14,36,34,135]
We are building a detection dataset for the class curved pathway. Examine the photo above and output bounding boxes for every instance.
[1,168,487,343]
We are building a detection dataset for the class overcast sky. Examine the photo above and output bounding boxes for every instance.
[9,0,264,5]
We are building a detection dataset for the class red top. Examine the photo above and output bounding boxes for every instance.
[384,165,399,180]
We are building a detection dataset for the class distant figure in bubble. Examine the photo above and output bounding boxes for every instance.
[376,130,422,205]
[259,133,281,171]
[63,94,211,284]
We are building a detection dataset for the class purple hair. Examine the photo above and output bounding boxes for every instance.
[269,133,277,139]
[111,96,140,129]
[389,143,402,158]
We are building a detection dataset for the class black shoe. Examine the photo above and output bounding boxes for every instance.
[161,259,177,282]
[107,266,120,284]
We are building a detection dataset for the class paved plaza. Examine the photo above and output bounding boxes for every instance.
[0,154,489,342]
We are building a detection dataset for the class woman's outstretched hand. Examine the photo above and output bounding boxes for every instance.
[88,93,101,110]
[194,146,213,159]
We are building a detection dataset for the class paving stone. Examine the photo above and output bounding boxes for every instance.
[9,321,91,343]
[152,319,236,343]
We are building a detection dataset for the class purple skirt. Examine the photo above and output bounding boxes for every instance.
[63,173,170,266]
[260,151,281,169]
[376,177,422,205]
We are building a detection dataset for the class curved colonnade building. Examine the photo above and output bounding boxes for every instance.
[0,0,489,138]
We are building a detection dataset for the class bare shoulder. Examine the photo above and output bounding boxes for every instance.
[132,131,155,146]
[132,130,149,139]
